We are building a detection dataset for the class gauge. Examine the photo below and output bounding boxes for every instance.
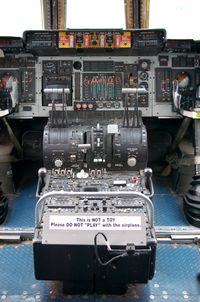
[139,82,149,91]
[177,71,190,88]
[139,59,150,71]
[142,61,148,69]
[44,62,56,69]
[43,61,57,73]
[139,71,148,81]
[73,61,82,70]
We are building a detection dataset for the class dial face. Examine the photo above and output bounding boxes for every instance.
[43,61,57,73]
[139,81,149,91]
[139,59,150,71]
[139,71,148,81]
[141,61,148,70]
[177,71,190,88]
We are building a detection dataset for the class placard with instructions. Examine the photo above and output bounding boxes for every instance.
[49,214,142,231]
[42,213,147,246]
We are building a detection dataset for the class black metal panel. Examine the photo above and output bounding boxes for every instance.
[33,242,156,294]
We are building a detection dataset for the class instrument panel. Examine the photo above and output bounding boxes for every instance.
[38,56,152,116]
[23,29,165,53]
[58,31,131,49]
[0,29,199,119]
[5,54,198,119]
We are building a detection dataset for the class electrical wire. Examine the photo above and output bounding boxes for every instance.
[94,232,127,266]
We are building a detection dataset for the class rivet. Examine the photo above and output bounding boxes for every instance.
[163,295,169,300]
[149,294,155,299]
[22,294,28,299]
[35,294,41,300]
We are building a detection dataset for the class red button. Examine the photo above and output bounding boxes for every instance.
[82,104,88,109]
[131,176,138,184]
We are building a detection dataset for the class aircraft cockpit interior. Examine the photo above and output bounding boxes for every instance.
[0,0,200,300]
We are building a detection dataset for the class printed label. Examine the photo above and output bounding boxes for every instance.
[49,215,142,231]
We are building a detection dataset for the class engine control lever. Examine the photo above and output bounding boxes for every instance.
[122,87,147,94]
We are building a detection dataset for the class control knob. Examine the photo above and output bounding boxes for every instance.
[127,156,137,167]
[54,159,63,168]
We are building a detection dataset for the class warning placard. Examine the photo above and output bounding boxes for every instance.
[49,215,141,231]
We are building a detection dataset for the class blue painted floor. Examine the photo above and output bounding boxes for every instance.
[3,176,189,228]
[0,177,199,301]
[0,244,199,301]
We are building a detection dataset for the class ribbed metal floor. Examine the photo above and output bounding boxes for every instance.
[0,244,199,301]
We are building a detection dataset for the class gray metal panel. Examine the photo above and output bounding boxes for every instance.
[7,53,198,119]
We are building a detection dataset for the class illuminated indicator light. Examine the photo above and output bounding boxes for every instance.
[82,103,88,109]
[84,34,90,47]
[88,104,93,109]
[120,32,131,48]
[76,103,82,109]
[100,34,105,47]
[70,34,74,48]
[59,32,70,48]
[115,34,120,47]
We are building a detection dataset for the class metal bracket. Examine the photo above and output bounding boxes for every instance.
[1,226,200,244]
